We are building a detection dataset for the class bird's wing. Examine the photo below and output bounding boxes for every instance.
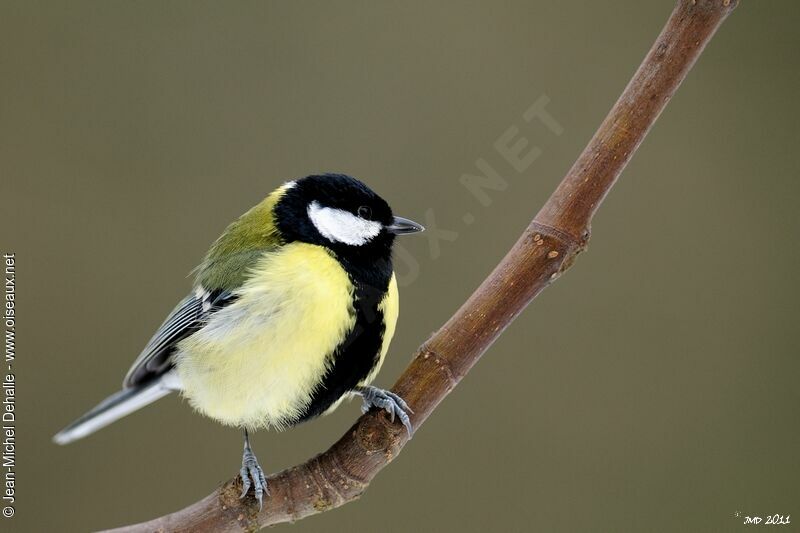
[122,288,236,388]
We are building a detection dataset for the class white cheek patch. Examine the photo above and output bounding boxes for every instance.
[307,201,382,246]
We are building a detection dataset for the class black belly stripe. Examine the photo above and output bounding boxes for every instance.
[294,280,386,423]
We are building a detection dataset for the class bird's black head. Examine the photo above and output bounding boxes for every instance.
[273,174,423,269]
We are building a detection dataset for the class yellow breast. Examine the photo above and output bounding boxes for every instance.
[174,243,356,429]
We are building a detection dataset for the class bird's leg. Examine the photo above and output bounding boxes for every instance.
[353,385,414,437]
[239,428,268,509]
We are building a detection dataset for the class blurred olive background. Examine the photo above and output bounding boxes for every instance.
[1,1,798,532]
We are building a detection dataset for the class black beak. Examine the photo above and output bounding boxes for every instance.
[386,215,425,235]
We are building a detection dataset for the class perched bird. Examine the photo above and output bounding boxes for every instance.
[54,174,424,507]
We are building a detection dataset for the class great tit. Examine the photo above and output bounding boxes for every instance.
[53,174,424,507]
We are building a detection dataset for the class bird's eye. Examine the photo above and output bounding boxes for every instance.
[357,206,372,219]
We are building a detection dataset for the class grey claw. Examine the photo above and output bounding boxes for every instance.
[239,466,251,499]
[240,447,268,509]
[385,390,414,414]
[356,386,414,437]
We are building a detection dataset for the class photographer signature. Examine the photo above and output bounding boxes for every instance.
[735,511,791,526]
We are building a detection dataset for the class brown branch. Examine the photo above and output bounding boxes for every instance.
[107,1,737,531]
